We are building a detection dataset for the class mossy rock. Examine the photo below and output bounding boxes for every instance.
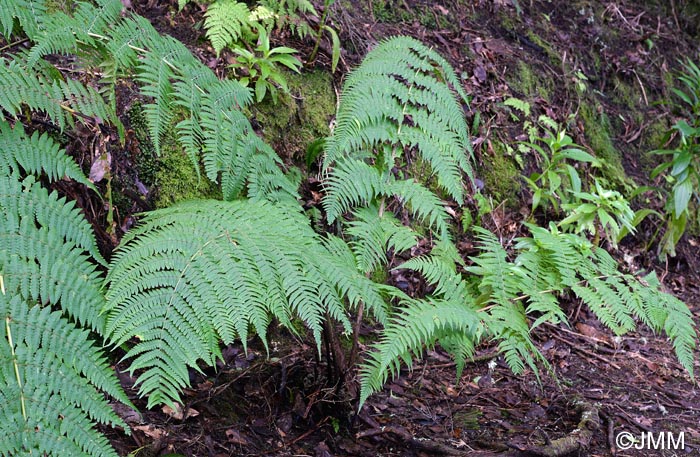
[251,69,336,166]
[478,140,521,208]
[508,60,552,100]
[577,101,632,190]
[127,104,221,209]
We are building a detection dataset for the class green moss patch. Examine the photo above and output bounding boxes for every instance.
[252,69,336,166]
[478,140,521,207]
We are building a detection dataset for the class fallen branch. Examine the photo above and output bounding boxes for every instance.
[357,424,464,455]
[516,400,601,457]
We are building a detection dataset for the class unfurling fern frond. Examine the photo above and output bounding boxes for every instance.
[105,200,388,408]
[0,129,131,456]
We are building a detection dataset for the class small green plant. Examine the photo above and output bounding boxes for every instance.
[651,59,700,257]
[229,29,302,103]
[559,179,637,247]
[306,0,341,72]
[521,126,600,213]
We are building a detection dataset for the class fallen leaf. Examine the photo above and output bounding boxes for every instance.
[161,403,199,420]
[133,424,167,440]
[89,152,111,183]
[225,428,249,445]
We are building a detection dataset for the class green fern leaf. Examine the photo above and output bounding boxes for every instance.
[1,0,48,39]
[106,200,387,408]
[0,296,130,457]
[359,297,480,407]
[204,0,254,55]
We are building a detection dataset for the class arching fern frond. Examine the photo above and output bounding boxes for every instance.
[26,0,123,67]
[359,297,481,407]
[346,205,418,274]
[105,199,387,408]
[470,225,696,379]
[0,56,122,136]
[322,36,472,267]
[0,127,131,456]
[1,0,48,39]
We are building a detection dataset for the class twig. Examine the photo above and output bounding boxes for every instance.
[549,332,622,370]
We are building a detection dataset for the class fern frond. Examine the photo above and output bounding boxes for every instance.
[359,297,480,407]
[136,36,190,155]
[1,176,106,330]
[26,0,123,67]
[346,205,417,274]
[1,0,48,39]
[0,296,130,457]
[323,36,473,204]
[258,0,317,38]
[322,235,392,325]
[106,200,382,408]
[323,159,384,223]
[0,56,122,135]
[0,120,92,187]
[204,0,254,55]
[386,178,451,238]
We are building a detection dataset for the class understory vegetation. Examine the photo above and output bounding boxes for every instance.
[0,0,698,455]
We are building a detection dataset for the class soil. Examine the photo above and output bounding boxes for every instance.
[6,0,700,455]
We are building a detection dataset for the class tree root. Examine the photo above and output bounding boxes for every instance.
[519,400,601,457]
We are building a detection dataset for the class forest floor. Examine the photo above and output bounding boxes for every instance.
[40,0,700,455]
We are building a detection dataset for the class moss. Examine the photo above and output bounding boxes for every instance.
[153,134,222,208]
[478,141,521,207]
[252,68,336,166]
[127,104,221,209]
[508,60,551,100]
[578,101,631,190]
[525,30,562,67]
[611,77,643,123]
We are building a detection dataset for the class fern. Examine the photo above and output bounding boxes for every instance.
[321,36,473,278]
[323,35,472,195]
[360,224,697,406]
[359,296,481,407]
[0,55,122,137]
[105,199,388,408]
[204,0,256,55]
[0,122,131,456]
[258,0,317,38]
[26,0,123,67]
[1,0,48,40]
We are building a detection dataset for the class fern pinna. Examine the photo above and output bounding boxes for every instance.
[358,224,697,406]
[105,200,389,408]
[322,36,474,275]
[0,121,132,456]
